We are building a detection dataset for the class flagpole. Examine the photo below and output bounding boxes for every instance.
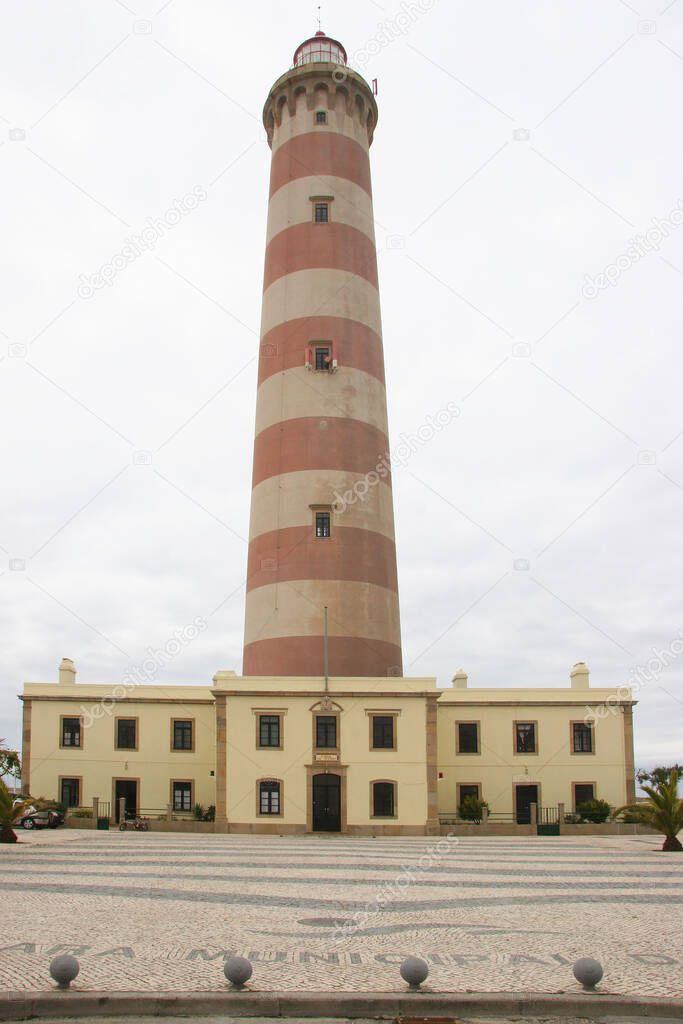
[323,605,329,693]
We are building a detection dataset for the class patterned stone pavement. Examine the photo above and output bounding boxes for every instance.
[0,830,680,996]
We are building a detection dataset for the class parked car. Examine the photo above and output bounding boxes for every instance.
[20,807,64,830]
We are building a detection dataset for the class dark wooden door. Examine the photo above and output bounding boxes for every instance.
[114,780,138,822]
[312,773,341,831]
[515,784,538,824]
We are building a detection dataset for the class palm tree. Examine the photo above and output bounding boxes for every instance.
[0,777,28,844]
[618,768,683,851]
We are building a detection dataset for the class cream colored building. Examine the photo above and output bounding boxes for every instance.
[20,658,635,834]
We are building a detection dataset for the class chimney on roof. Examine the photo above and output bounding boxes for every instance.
[570,662,589,689]
[58,658,76,685]
[452,669,468,689]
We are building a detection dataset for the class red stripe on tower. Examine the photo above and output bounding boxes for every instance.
[264,222,379,290]
[269,132,373,198]
[251,417,391,489]
[244,636,403,678]
[258,318,385,386]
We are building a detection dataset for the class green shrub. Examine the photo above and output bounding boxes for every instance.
[71,808,92,818]
[618,809,642,823]
[193,803,204,820]
[203,805,216,822]
[577,798,611,823]
[458,796,489,822]
[563,813,581,824]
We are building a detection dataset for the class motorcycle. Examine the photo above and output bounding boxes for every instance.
[119,813,150,831]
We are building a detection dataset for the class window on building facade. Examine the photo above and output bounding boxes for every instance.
[60,777,80,807]
[172,719,193,751]
[116,718,137,750]
[457,721,479,754]
[61,717,81,748]
[457,783,480,806]
[515,721,537,753]
[173,781,192,811]
[371,714,395,749]
[315,714,337,748]
[315,511,331,537]
[259,714,281,747]
[315,110,327,124]
[314,345,331,370]
[574,782,595,809]
[259,780,281,814]
[314,201,329,223]
[372,781,395,817]
[572,722,593,753]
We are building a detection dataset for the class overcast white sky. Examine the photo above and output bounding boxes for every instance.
[2,0,682,770]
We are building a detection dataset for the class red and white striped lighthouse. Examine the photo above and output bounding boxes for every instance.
[243,31,403,678]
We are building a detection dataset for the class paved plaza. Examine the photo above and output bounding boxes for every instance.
[0,830,680,996]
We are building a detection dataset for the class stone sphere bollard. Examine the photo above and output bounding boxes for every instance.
[400,956,429,990]
[224,955,253,989]
[49,954,80,989]
[573,957,604,990]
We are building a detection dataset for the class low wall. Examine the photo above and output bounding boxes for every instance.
[149,820,216,833]
[441,822,536,836]
[63,818,657,837]
[64,818,215,833]
[3,989,683,1021]
[561,822,656,835]
[442,821,655,836]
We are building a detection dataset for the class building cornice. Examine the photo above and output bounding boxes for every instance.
[18,695,215,705]
[20,693,637,708]
[211,689,437,699]
[437,699,637,708]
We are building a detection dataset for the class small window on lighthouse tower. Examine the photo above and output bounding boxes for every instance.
[315,511,331,538]
[311,195,333,224]
[314,345,331,370]
[315,110,327,125]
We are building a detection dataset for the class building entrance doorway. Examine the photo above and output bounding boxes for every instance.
[312,773,341,832]
[515,784,538,824]
[114,779,138,822]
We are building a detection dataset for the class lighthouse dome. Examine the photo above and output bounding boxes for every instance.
[293,31,347,68]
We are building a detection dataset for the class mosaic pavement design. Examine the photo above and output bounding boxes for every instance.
[0,830,680,995]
